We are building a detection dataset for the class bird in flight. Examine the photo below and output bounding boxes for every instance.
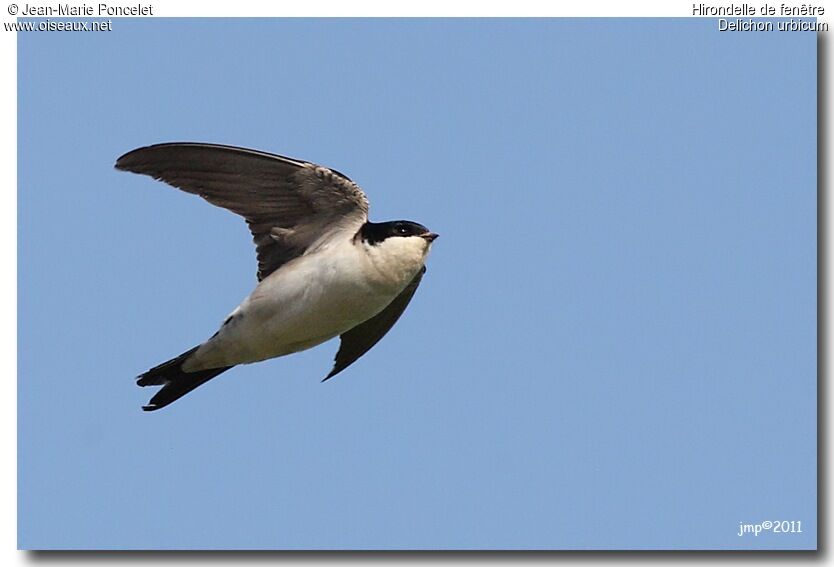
[116,143,438,411]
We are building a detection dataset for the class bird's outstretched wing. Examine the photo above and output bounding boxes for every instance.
[324,267,426,381]
[115,142,370,281]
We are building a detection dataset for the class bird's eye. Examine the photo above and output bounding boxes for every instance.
[395,225,409,235]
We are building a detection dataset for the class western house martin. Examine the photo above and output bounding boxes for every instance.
[115,143,438,411]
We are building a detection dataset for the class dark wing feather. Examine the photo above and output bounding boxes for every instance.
[115,142,369,280]
[324,267,426,381]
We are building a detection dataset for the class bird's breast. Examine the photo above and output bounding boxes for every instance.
[191,239,417,368]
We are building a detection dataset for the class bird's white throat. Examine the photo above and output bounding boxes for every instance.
[361,235,432,290]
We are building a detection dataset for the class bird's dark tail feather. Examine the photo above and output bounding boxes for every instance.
[137,346,233,411]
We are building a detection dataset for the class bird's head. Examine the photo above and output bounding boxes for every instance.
[358,220,438,283]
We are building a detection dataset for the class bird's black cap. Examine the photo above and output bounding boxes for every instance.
[358,220,436,245]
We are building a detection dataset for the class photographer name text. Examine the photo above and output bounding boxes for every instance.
[19,3,152,16]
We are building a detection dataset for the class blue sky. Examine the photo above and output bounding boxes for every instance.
[18,18,816,550]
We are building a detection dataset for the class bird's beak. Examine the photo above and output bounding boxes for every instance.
[421,232,439,242]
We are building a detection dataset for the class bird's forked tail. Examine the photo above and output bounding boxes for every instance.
[137,346,233,411]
